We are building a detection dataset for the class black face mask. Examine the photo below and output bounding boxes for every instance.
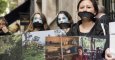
[33,22,44,30]
[59,23,71,29]
[78,11,95,21]
[0,29,2,32]
[0,29,4,34]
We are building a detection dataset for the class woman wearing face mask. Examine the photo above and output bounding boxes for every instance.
[25,13,49,32]
[56,11,73,35]
[67,0,109,60]
[67,0,108,37]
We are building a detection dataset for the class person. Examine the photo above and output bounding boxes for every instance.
[67,0,108,37]
[95,5,109,36]
[56,11,73,30]
[95,5,110,60]
[0,17,10,35]
[71,46,88,60]
[66,0,108,59]
[8,20,20,34]
[96,4,110,24]
[55,11,74,36]
[25,13,49,32]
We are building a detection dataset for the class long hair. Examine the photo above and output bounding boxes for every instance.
[26,13,49,32]
[56,11,73,27]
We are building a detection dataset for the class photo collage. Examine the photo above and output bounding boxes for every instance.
[0,0,115,60]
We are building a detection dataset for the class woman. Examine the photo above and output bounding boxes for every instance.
[72,46,88,60]
[67,0,109,59]
[67,0,108,37]
[25,13,49,32]
[56,11,73,29]
[55,11,73,36]
[0,17,10,35]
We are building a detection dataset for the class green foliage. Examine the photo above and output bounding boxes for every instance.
[94,38,106,49]
[0,0,8,14]
[0,34,45,60]
[9,3,17,11]
[8,0,18,11]
[0,34,22,60]
[81,37,106,50]
[22,41,45,60]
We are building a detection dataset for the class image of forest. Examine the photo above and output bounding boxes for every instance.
[0,34,22,60]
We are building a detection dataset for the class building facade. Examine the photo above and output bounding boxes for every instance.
[30,0,115,29]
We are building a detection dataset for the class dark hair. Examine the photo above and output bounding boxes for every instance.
[77,0,98,15]
[26,13,49,32]
[77,46,83,50]
[31,13,47,25]
[77,46,83,54]
[56,11,73,27]
[0,17,8,26]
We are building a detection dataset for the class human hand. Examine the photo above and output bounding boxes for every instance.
[105,48,115,60]
[2,26,9,33]
[16,20,20,25]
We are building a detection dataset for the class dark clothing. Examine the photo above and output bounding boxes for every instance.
[4,0,30,25]
[97,15,110,48]
[0,31,11,35]
[72,54,88,60]
[97,15,110,58]
[67,20,108,37]
[67,19,109,59]
[98,14,109,38]
[98,15,110,25]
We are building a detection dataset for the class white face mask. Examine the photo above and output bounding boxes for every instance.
[58,14,70,24]
[33,14,43,24]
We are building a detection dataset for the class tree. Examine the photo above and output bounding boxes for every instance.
[0,0,8,14]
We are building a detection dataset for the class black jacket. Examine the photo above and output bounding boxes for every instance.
[67,20,108,37]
